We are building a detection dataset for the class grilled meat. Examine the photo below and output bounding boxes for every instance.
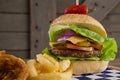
[51,48,101,58]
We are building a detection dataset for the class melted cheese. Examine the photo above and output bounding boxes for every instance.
[66,36,87,44]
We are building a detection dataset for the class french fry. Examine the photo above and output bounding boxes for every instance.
[36,54,59,72]
[29,66,72,80]
[27,54,72,80]
[27,59,38,77]
[59,59,70,72]
[43,54,59,71]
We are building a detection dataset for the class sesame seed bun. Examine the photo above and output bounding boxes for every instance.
[51,14,107,38]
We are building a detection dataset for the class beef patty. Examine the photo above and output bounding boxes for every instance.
[51,48,101,58]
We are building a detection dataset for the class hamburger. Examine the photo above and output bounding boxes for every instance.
[43,14,117,75]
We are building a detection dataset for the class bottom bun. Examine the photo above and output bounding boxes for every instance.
[72,61,109,75]
[29,66,72,80]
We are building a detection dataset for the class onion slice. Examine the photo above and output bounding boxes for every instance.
[57,30,77,41]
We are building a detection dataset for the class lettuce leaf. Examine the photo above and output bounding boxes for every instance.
[58,56,100,61]
[100,38,118,60]
[49,24,104,43]
[70,25,104,42]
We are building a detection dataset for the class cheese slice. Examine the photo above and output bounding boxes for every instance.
[66,36,87,44]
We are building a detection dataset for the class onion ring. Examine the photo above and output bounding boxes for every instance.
[0,50,29,80]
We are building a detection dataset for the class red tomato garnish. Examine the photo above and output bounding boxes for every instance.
[64,5,88,14]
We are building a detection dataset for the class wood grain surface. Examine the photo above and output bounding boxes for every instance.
[30,0,56,58]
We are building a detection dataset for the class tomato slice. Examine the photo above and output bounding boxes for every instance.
[65,43,93,51]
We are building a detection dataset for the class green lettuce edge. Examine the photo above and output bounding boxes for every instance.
[100,38,118,61]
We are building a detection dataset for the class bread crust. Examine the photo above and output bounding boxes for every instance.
[72,61,109,75]
[51,14,107,38]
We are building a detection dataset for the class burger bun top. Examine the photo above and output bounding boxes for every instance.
[50,14,107,38]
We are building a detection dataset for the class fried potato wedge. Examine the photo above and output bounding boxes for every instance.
[59,59,70,72]
[29,66,72,80]
[43,54,59,70]
[36,54,59,72]
[27,59,38,77]
[27,53,72,80]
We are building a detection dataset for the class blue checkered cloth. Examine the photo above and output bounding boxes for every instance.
[72,68,120,80]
